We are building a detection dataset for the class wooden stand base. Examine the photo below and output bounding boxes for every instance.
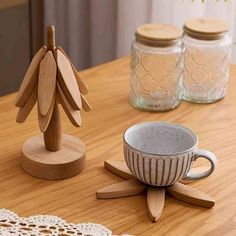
[97,160,215,222]
[21,134,86,180]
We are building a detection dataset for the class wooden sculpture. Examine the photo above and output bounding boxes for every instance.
[96,160,215,222]
[15,25,91,180]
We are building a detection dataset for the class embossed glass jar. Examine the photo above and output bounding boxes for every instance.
[183,18,231,103]
[130,24,183,111]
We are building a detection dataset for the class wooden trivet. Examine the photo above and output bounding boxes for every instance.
[97,160,215,222]
[15,25,91,180]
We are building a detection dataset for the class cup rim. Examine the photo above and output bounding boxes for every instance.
[123,121,198,156]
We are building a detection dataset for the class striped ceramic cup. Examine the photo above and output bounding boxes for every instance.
[123,121,217,187]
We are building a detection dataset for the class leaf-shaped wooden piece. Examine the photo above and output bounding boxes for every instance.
[81,94,92,112]
[147,187,165,222]
[104,160,134,180]
[15,46,47,107]
[38,51,57,116]
[96,179,146,199]
[38,93,55,132]
[57,83,81,127]
[58,46,88,95]
[56,49,82,110]
[16,87,37,123]
[166,182,215,208]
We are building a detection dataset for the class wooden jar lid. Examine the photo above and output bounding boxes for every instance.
[184,18,228,40]
[135,24,182,47]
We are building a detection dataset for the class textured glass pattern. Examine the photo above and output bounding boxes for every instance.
[183,38,230,103]
[130,42,183,111]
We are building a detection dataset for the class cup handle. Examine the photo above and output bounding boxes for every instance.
[183,149,217,181]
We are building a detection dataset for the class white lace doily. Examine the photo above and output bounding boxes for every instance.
[0,209,117,236]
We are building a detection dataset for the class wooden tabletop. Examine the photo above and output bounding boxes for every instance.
[0,57,236,235]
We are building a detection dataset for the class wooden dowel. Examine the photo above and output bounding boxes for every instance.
[44,101,62,151]
[47,25,55,51]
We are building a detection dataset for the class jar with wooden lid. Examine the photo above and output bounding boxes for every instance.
[183,18,231,103]
[130,23,183,111]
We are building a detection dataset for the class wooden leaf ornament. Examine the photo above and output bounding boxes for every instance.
[166,182,215,208]
[38,93,55,132]
[16,87,37,123]
[58,46,88,95]
[38,51,57,116]
[56,49,82,110]
[15,46,47,107]
[15,26,90,181]
[104,160,134,180]
[96,179,146,199]
[147,187,165,222]
[57,83,81,127]
[81,94,92,112]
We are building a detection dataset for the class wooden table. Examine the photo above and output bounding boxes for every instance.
[0,57,236,235]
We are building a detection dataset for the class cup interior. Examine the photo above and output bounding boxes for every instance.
[124,122,197,155]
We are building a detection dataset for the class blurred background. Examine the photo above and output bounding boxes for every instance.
[1,0,236,95]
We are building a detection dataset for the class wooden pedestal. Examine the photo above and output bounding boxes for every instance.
[21,134,86,180]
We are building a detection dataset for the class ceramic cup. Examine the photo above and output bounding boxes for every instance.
[123,121,217,187]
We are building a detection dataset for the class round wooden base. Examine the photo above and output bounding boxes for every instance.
[21,134,86,180]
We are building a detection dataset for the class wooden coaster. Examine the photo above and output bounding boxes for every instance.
[21,134,86,180]
[97,160,215,222]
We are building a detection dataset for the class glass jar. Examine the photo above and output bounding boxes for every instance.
[183,18,231,103]
[130,24,183,111]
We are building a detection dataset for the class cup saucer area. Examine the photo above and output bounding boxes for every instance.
[96,159,215,222]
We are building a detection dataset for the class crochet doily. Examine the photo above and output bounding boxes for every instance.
[0,209,130,236]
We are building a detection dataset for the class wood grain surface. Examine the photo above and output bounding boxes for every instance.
[16,87,37,123]
[81,94,92,112]
[38,93,55,132]
[104,160,134,180]
[21,134,85,180]
[167,182,215,208]
[56,49,82,110]
[96,179,146,199]
[136,23,182,40]
[184,17,228,34]
[58,46,88,95]
[15,47,46,107]
[0,57,236,235]
[43,101,62,152]
[147,187,165,222]
[57,83,81,127]
[38,51,57,116]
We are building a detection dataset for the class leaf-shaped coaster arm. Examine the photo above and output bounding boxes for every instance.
[58,46,88,95]
[16,25,91,180]
[15,46,46,107]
